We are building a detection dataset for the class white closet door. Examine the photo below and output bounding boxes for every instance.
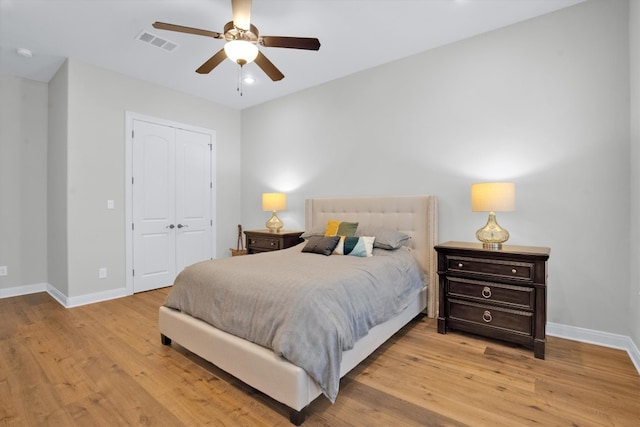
[132,121,213,293]
[132,120,177,292]
[175,128,212,273]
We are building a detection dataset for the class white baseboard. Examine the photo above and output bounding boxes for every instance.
[46,284,129,308]
[62,287,130,308]
[0,282,48,298]
[547,322,640,374]
[46,284,69,306]
[0,282,130,308]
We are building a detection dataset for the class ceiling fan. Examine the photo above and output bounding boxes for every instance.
[152,0,321,82]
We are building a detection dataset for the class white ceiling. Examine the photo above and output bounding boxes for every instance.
[0,0,585,110]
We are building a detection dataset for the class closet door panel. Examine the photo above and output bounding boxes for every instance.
[175,128,213,273]
[132,120,177,292]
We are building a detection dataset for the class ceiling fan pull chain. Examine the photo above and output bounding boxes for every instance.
[236,65,244,96]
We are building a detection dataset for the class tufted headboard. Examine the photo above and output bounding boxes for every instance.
[305,195,439,318]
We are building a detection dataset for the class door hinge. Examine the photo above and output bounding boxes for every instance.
[209,143,212,151]
[210,182,213,189]
[210,219,213,226]
[132,269,135,277]
[132,223,134,231]
[132,130,134,138]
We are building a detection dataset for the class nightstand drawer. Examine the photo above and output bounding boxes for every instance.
[244,230,304,254]
[447,277,534,310]
[248,237,280,250]
[446,256,534,281]
[448,299,533,335]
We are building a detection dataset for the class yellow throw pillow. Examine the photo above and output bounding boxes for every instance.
[324,220,358,237]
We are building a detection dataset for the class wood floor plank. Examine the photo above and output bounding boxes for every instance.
[0,289,638,426]
[23,332,96,407]
[80,350,184,425]
[0,339,75,425]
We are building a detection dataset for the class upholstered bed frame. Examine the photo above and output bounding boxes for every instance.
[159,195,438,424]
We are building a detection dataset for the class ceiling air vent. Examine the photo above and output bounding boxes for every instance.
[136,30,179,52]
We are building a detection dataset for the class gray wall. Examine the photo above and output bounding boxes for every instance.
[48,59,242,299]
[1,61,242,299]
[241,0,633,337]
[2,60,242,300]
[0,74,48,292]
[47,61,69,296]
[630,0,640,348]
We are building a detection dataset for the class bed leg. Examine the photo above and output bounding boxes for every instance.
[289,408,306,426]
[160,334,172,345]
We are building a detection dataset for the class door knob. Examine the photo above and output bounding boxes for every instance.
[166,224,175,229]
[177,224,189,229]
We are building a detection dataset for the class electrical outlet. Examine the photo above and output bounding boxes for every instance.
[99,268,107,279]
[0,266,7,276]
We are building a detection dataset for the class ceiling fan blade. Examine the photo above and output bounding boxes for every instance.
[254,51,284,81]
[153,22,222,39]
[260,36,321,51]
[196,49,227,74]
[232,0,252,31]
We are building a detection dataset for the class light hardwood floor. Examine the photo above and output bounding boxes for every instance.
[1,288,638,426]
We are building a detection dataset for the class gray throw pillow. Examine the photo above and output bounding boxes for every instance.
[356,226,410,249]
[301,235,340,256]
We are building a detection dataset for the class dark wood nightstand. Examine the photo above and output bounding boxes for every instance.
[435,241,550,359]
[244,230,304,254]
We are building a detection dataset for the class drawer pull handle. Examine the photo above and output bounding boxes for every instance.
[481,286,492,298]
[270,242,275,246]
[512,268,517,274]
[458,263,464,268]
[482,310,493,323]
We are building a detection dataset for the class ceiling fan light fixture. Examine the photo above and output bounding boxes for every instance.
[224,40,258,65]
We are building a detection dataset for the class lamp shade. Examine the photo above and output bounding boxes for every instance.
[224,40,259,65]
[262,193,286,212]
[471,182,515,212]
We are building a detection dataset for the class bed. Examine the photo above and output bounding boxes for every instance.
[159,195,438,424]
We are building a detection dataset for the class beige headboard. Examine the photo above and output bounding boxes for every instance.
[305,195,439,318]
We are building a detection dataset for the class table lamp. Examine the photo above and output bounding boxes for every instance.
[471,182,515,249]
[262,192,286,233]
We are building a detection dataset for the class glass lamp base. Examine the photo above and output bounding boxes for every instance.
[476,212,509,250]
[265,211,283,233]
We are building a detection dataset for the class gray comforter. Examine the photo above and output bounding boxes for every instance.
[163,243,425,402]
